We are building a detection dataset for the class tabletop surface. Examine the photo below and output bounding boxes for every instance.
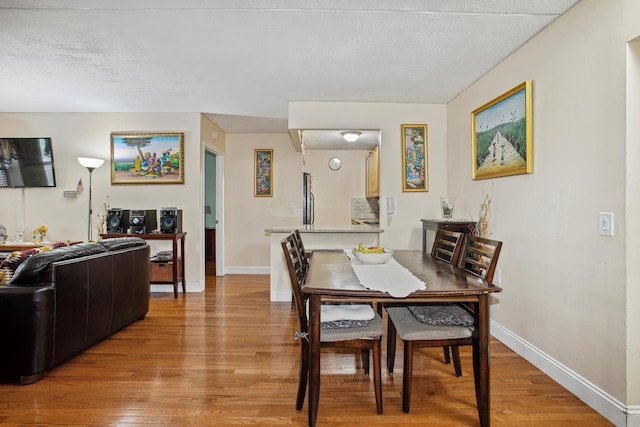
[303,249,502,298]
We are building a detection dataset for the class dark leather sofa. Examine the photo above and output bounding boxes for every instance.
[0,237,151,384]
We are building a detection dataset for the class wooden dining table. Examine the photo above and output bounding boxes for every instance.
[302,249,502,427]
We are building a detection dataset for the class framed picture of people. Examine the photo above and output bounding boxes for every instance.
[110,132,184,184]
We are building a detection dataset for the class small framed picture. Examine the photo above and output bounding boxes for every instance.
[255,149,273,197]
[401,124,428,192]
[110,132,184,184]
[471,80,533,180]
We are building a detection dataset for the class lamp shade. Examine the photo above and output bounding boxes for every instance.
[78,157,105,169]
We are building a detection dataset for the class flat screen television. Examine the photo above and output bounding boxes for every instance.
[0,138,57,188]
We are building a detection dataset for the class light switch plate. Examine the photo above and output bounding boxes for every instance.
[599,212,614,236]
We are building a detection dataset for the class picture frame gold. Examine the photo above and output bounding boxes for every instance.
[471,80,533,180]
[110,132,184,184]
[401,124,428,192]
[255,149,273,197]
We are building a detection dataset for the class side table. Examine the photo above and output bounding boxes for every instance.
[100,232,186,298]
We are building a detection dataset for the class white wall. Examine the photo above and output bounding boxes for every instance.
[0,112,206,293]
[448,0,630,411]
[289,102,448,250]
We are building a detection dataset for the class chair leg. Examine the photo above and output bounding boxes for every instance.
[402,340,413,413]
[451,345,463,377]
[387,317,397,374]
[443,345,451,364]
[296,341,309,410]
[362,349,370,375]
[373,340,383,414]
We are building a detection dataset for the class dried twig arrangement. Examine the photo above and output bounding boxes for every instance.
[95,195,111,236]
[476,184,493,238]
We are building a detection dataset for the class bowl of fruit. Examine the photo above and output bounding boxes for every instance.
[352,244,394,264]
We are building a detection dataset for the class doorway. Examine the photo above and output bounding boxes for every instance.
[204,148,224,277]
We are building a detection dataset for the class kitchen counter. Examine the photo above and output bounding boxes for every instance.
[265,224,383,233]
[266,225,383,301]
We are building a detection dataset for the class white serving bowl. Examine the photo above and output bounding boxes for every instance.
[352,248,394,264]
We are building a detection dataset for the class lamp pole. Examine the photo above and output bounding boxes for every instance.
[78,157,104,241]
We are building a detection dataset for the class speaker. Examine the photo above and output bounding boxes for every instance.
[159,208,182,234]
[106,208,129,233]
[129,209,157,233]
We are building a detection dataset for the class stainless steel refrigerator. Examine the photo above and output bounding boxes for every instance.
[303,172,314,225]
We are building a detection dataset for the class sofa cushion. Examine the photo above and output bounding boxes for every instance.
[9,243,107,285]
[97,237,147,251]
[0,242,72,285]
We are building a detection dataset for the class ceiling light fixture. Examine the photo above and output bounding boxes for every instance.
[341,131,361,142]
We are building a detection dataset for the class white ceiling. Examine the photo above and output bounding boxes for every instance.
[1,0,581,144]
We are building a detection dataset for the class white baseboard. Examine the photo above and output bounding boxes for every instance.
[491,320,637,427]
[270,290,292,302]
[224,266,270,275]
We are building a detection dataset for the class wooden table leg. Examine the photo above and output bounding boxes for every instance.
[180,235,186,294]
[308,294,321,427]
[172,237,178,298]
[473,294,490,427]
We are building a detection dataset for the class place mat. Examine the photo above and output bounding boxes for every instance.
[344,249,426,298]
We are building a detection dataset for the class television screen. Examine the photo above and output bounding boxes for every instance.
[0,138,57,188]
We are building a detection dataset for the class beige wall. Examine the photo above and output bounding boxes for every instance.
[289,102,448,250]
[304,149,370,226]
[0,112,206,292]
[224,133,301,270]
[448,0,632,410]
[627,39,640,408]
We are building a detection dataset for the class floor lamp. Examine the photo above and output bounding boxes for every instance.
[78,157,105,241]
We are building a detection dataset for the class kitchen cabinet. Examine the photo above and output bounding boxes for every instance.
[365,146,380,198]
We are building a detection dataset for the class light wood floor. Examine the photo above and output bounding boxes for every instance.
[0,274,612,426]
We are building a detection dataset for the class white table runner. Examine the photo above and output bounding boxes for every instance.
[344,249,426,298]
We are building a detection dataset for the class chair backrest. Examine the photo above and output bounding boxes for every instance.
[431,230,464,264]
[281,233,308,331]
[456,234,503,283]
[293,229,310,274]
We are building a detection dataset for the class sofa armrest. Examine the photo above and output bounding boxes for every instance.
[0,285,55,383]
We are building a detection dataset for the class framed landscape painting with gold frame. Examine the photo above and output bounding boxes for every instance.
[471,80,533,180]
[401,124,428,192]
[111,132,184,184]
[254,149,273,197]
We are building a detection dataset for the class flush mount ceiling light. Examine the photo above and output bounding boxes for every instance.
[341,131,362,142]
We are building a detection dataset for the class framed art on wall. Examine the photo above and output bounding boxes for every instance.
[471,80,533,180]
[401,124,428,192]
[255,149,273,197]
[110,132,184,184]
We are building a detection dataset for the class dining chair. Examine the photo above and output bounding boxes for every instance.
[290,230,312,310]
[431,229,464,264]
[386,234,502,413]
[429,229,465,366]
[281,233,384,415]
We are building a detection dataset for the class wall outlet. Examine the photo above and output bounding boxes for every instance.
[494,268,502,285]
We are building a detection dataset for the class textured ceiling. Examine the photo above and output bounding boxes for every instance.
[1,0,581,138]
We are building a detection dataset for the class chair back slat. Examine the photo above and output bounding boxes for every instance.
[431,230,464,264]
[281,233,309,330]
[456,234,503,283]
[293,229,310,274]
